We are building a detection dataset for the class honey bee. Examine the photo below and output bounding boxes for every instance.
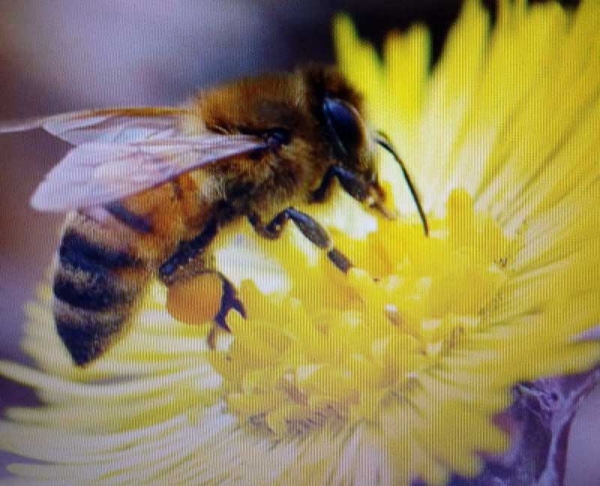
[2,66,428,366]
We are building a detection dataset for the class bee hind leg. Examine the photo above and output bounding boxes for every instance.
[213,274,246,330]
[248,208,353,273]
[201,275,245,350]
[158,219,218,285]
[159,220,245,335]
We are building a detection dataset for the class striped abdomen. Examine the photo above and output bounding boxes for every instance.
[52,225,151,366]
[51,179,202,366]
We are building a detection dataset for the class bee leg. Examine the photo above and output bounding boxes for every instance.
[159,219,218,285]
[311,165,393,219]
[159,220,245,331]
[248,209,353,273]
[213,274,246,330]
[311,165,369,202]
[206,326,221,350]
[206,276,246,349]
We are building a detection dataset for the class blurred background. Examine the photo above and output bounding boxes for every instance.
[0,1,595,484]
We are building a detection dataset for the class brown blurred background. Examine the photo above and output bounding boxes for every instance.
[0,1,596,484]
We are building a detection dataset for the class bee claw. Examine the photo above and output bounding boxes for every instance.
[213,276,246,332]
[232,298,247,318]
[213,313,231,332]
[206,325,220,350]
[209,286,245,350]
[373,201,397,220]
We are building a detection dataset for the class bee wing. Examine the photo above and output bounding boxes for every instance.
[31,135,265,212]
[0,107,189,145]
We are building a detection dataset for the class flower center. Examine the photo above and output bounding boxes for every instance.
[208,189,516,436]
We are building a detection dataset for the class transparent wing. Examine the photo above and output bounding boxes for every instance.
[0,107,189,145]
[30,134,265,212]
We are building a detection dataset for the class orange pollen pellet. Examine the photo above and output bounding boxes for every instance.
[166,274,222,325]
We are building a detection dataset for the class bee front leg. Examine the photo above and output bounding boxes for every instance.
[158,220,245,332]
[248,208,353,273]
[311,165,394,219]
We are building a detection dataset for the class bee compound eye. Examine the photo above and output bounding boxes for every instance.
[323,98,364,158]
[265,128,291,150]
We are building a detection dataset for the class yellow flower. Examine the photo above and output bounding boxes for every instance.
[2,0,600,484]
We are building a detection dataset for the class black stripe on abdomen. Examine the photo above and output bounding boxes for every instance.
[58,230,141,272]
[104,202,153,234]
[54,307,127,366]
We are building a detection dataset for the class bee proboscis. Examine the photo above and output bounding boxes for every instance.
[2,66,428,366]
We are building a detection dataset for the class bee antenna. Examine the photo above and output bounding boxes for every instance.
[375,131,429,236]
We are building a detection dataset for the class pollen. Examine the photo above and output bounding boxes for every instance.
[209,189,515,436]
[167,273,222,325]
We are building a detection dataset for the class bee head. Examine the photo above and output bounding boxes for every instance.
[300,66,376,181]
